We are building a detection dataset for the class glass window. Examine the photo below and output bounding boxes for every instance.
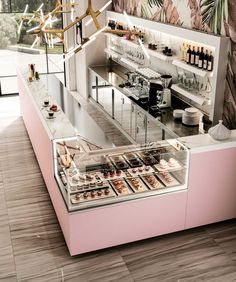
[0,0,9,12]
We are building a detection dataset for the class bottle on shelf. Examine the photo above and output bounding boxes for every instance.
[180,43,185,61]
[207,51,214,71]
[198,47,204,69]
[190,46,196,65]
[195,47,200,67]
[186,45,191,64]
[203,49,209,70]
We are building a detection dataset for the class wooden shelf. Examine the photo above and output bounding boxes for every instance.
[172,60,213,78]
[171,84,206,105]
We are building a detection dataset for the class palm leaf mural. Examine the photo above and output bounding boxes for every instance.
[200,0,228,34]
[188,0,202,30]
[148,0,163,8]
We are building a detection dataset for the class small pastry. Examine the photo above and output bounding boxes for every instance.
[75,194,81,200]
[79,174,86,181]
[97,180,103,186]
[90,191,96,198]
[103,171,109,179]
[50,104,58,112]
[116,170,121,176]
[89,182,96,187]
[104,188,110,195]
[168,158,178,167]
[83,192,89,199]
[159,159,168,169]
[145,166,150,171]
[97,190,103,196]
[110,170,115,177]
[138,167,143,173]
[86,174,94,181]
[132,168,137,174]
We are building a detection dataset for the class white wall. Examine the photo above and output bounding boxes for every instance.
[64,0,110,98]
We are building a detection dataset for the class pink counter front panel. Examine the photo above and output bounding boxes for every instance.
[186,148,236,229]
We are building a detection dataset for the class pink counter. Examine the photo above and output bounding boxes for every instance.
[18,71,236,256]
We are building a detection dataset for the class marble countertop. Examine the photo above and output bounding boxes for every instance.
[18,69,77,140]
[179,130,236,152]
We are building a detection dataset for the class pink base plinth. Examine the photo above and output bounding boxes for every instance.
[18,72,236,255]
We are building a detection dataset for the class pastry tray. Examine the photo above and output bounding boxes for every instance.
[141,174,164,190]
[109,155,129,170]
[70,187,116,204]
[126,177,149,193]
[109,179,133,196]
[136,151,158,165]
[127,165,155,177]
[123,153,143,168]
[156,172,180,187]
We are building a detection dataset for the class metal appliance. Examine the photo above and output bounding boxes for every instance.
[159,74,172,108]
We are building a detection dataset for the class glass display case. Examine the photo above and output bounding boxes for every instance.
[53,136,189,212]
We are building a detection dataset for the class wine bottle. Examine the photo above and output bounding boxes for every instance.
[198,47,204,69]
[190,46,196,65]
[180,43,185,61]
[195,47,200,67]
[203,49,209,70]
[207,51,214,71]
[186,45,191,64]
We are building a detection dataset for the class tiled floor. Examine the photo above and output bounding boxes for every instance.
[1,96,236,281]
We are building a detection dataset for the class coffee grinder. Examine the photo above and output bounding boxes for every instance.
[159,74,172,108]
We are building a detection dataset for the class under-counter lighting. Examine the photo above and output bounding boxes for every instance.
[85,0,112,26]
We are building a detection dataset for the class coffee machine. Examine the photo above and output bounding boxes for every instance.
[158,74,172,108]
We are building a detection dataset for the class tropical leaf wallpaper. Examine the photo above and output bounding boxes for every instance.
[113,0,236,129]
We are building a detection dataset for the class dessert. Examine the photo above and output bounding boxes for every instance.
[168,158,179,167]
[138,167,143,173]
[103,171,109,179]
[75,194,81,200]
[97,190,103,196]
[50,104,58,112]
[83,192,89,199]
[159,172,173,184]
[116,170,121,176]
[132,168,137,174]
[97,180,103,186]
[48,111,54,117]
[90,191,96,198]
[145,166,150,171]
[159,159,168,169]
[104,188,110,195]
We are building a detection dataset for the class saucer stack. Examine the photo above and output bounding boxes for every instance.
[182,107,201,126]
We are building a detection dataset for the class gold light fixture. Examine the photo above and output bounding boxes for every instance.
[19,0,113,61]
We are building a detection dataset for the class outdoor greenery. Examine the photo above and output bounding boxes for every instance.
[0,13,17,48]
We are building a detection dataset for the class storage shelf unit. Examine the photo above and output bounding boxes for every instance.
[106,11,230,124]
